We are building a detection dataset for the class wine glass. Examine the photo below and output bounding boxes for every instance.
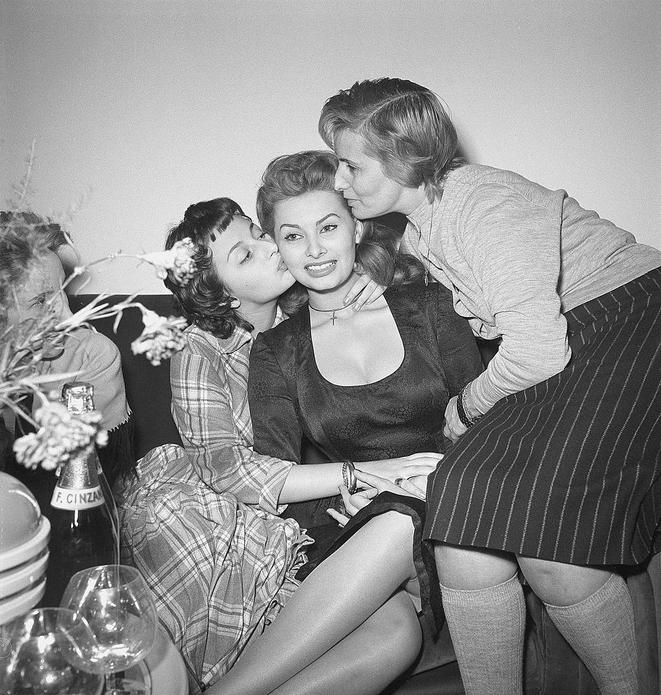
[0,607,104,694]
[60,565,157,695]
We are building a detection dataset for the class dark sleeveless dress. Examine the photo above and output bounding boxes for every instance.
[248,281,483,629]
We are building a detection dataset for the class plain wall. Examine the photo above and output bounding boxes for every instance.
[1,0,659,293]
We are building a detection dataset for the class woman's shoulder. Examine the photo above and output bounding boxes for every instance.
[450,163,529,187]
[251,311,306,381]
[181,322,250,358]
[56,326,120,371]
[447,164,562,211]
[386,280,453,308]
[258,305,306,346]
[182,322,217,348]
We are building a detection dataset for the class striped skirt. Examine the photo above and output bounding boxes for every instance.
[424,267,661,566]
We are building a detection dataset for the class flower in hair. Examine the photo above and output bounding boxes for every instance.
[13,401,107,471]
[130,309,188,366]
[136,237,197,285]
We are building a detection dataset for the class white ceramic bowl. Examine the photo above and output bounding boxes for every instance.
[0,472,42,553]
[0,516,50,574]
[0,550,49,600]
[0,576,46,626]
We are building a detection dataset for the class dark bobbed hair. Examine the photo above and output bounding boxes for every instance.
[164,198,256,339]
[256,149,424,291]
[318,77,463,201]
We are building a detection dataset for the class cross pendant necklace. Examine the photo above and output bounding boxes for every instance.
[308,296,359,325]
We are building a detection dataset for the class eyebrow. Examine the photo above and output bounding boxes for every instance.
[279,213,340,233]
[226,241,243,261]
[226,222,259,261]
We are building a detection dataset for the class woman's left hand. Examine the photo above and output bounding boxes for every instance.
[355,468,426,500]
[443,396,468,444]
[342,275,386,310]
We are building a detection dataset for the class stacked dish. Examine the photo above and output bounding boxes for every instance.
[0,472,50,625]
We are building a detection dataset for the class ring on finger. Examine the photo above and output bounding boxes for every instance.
[394,477,405,486]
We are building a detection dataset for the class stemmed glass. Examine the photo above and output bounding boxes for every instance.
[0,607,104,694]
[60,565,157,695]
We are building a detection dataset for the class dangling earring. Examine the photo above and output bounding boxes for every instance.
[230,297,241,308]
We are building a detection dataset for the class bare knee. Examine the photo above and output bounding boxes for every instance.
[369,511,416,559]
[376,511,415,541]
[517,556,612,606]
[434,543,517,590]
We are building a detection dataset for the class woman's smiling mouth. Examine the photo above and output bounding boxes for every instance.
[304,260,337,277]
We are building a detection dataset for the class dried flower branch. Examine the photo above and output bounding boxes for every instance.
[1,216,198,470]
[9,138,37,210]
[130,309,188,366]
[13,401,107,471]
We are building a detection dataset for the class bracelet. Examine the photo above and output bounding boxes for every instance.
[342,460,358,494]
[456,387,476,429]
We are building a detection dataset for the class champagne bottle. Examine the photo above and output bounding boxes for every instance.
[61,382,120,556]
[41,384,119,607]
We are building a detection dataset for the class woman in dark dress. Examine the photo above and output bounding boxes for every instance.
[135,195,457,695]
[246,147,483,659]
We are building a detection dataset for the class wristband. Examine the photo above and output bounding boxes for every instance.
[456,387,477,429]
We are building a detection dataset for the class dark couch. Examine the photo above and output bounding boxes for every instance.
[70,293,658,695]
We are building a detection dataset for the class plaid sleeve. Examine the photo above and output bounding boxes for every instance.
[170,339,293,515]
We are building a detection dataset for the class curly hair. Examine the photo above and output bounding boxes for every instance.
[164,198,255,339]
[0,211,53,327]
[256,150,424,290]
[318,77,463,201]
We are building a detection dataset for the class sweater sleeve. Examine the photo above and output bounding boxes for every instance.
[459,185,571,413]
[170,341,292,515]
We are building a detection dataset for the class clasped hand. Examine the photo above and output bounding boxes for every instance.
[359,452,442,485]
[443,395,468,443]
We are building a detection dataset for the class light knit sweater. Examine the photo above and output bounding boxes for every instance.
[404,164,661,415]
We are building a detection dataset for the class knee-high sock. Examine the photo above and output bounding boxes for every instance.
[544,573,638,695]
[440,575,525,695]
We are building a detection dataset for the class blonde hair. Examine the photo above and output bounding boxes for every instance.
[319,78,463,200]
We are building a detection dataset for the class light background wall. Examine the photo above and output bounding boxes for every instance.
[1,0,659,293]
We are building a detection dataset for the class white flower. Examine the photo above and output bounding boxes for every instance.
[13,401,107,471]
[136,237,197,285]
[130,309,187,366]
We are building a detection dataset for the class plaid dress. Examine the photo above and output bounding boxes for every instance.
[119,316,310,694]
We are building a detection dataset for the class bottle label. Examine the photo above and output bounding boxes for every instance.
[51,485,105,510]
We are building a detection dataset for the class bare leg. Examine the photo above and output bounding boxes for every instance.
[209,511,418,695]
[270,591,421,695]
[518,557,638,695]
